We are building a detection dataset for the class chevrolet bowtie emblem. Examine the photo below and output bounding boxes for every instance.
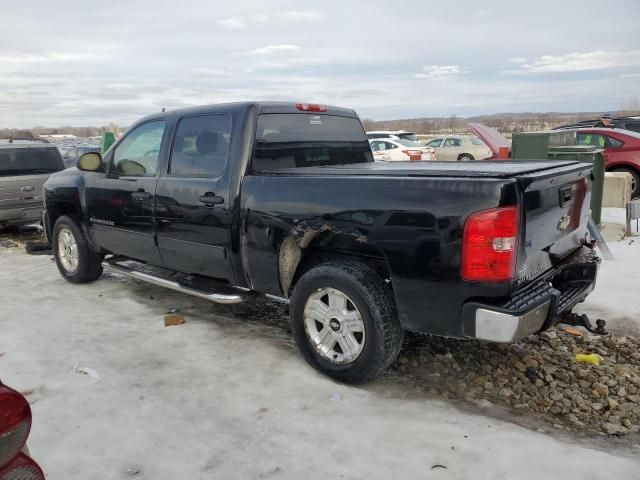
[557,215,571,231]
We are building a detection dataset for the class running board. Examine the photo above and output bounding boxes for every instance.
[102,259,245,304]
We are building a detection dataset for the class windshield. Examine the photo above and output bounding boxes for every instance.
[253,114,373,172]
[396,138,422,147]
[0,147,63,176]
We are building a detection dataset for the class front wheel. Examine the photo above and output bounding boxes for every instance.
[457,154,474,161]
[290,261,403,383]
[52,215,103,283]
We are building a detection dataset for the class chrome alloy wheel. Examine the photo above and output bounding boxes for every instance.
[57,227,79,273]
[303,287,365,364]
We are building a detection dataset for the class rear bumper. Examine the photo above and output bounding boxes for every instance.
[462,246,600,342]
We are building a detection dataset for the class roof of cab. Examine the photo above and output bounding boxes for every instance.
[135,101,359,124]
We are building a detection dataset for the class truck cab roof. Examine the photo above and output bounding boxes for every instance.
[135,102,359,125]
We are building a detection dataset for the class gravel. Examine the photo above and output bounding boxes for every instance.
[394,329,640,438]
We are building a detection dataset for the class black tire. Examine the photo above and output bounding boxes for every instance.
[610,167,640,198]
[289,261,403,383]
[52,215,103,283]
[457,154,474,161]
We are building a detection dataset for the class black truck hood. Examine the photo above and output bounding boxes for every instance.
[269,160,588,179]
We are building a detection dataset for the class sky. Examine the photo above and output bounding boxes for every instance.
[1,0,639,128]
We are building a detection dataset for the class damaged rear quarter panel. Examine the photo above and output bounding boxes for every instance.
[240,173,510,335]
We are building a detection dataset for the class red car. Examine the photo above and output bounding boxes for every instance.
[0,382,44,480]
[575,128,640,198]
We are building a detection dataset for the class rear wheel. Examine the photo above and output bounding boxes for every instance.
[290,261,403,383]
[610,167,640,198]
[458,153,474,161]
[52,215,103,283]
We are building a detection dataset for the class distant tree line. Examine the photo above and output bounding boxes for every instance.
[363,100,640,135]
[3,98,639,138]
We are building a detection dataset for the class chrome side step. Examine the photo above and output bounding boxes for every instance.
[102,260,245,304]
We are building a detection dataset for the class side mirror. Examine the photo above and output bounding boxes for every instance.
[77,152,103,172]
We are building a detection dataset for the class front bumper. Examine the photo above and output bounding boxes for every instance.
[462,246,600,342]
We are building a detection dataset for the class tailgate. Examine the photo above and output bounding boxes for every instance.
[514,162,593,288]
[0,174,48,209]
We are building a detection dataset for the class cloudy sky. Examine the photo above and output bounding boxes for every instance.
[1,0,639,127]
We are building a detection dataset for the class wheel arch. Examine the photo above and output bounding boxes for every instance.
[278,230,392,297]
[46,200,81,240]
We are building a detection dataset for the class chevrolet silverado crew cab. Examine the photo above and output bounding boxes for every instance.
[42,102,599,383]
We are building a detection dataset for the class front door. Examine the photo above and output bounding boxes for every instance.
[86,120,166,264]
[155,113,234,282]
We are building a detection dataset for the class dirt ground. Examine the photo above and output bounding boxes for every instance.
[1,232,639,479]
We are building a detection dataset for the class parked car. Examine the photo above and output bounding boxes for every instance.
[366,130,419,141]
[370,138,436,161]
[63,146,101,169]
[573,128,640,198]
[422,136,493,161]
[0,381,45,479]
[553,116,640,134]
[43,101,599,383]
[0,141,65,230]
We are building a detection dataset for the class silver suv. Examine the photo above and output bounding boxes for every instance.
[0,140,64,230]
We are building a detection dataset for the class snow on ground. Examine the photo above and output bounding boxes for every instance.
[575,239,640,337]
[1,249,639,479]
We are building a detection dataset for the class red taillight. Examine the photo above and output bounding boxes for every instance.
[401,149,422,161]
[461,206,519,282]
[0,385,31,471]
[295,103,327,112]
[0,453,44,480]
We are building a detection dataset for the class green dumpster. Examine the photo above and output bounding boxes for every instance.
[511,131,577,160]
[101,132,116,153]
[547,145,605,225]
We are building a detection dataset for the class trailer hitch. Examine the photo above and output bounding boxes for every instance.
[560,312,608,335]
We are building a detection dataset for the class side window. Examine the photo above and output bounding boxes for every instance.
[426,139,442,148]
[606,136,624,148]
[384,141,398,150]
[169,114,231,177]
[112,121,166,176]
[577,133,606,148]
[370,141,385,152]
[444,138,462,147]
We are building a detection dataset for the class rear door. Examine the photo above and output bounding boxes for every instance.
[85,120,166,264]
[155,112,235,282]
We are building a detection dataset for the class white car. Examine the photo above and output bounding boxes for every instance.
[370,138,436,161]
[422,136,492,161]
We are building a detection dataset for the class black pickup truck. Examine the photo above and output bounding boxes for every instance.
[42,102,599,382]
